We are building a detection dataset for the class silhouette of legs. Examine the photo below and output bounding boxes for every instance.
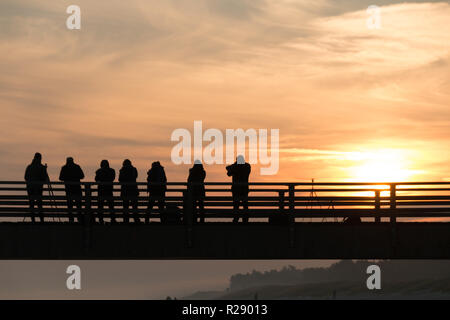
[98,197,104,224]
[75,198,83,224]
[107,198,115,223]
[122,199,130,223]
[27,186,44,223]
[28,196,43,223]
[66,197,75,223]
[232,194,249,223]
[67,196,83,224]
[193,198,205,223]
[97,197,115,224]
[28,197,37,223]
[232,195,240,223]
[97,197,104,224]
[242,198,249,223]
[123,198,139,224]
[147,195,165,224]
[131,199,139,223]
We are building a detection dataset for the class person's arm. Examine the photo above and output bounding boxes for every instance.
[79,166,85,180]
[111,169,116,182]
[24,166,30,181]
[43,165,50,182]
[95,170,100,182]
[201,169,206,181]
[226,164,235,176]
[59,167,64,181]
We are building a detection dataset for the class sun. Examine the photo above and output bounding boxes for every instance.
[347,149,415,182]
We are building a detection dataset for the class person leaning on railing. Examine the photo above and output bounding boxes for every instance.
[187,160,206,223]
[146,161,167,224]
[24,152,49,223]
[59,157,85,224]
[95,160,116,224]
[119,159,140,224]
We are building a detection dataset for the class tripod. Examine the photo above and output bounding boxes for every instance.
[305,179,336,223]
[305,179,319,222]
[44,164,60,222]
[24,178,57,223]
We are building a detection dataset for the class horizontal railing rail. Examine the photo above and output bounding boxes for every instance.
[0,181,449,223]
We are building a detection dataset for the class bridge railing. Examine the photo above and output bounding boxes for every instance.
[0,181,450,223]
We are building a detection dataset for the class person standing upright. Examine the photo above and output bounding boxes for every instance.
[95,160,116,224]
[146,161,167,224]
[226,155,251,223]
[187,160,206,223]
[59,157,85,223]
[24,152,49,223]
[119,159,140,224]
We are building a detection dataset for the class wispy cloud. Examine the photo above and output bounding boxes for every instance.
[0,1,449,181]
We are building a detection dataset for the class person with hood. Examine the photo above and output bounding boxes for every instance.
[95,160,116,224]
[146,161,167,224]
[187,160,206,223]
[24,152,49,223]
[119,159,140,223]
[226,155,251,223]
[59,157,85,223]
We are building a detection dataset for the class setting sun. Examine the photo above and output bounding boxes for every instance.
[347,149,416,182]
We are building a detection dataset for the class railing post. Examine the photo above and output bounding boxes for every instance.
[84,183,92,254]
[85,183,92,224]
[374,190,380,223]
[288,184,295,248]
[390,184,396,224]
[183,189,193,248]
[278,191,285,213]
[289,185,295,214]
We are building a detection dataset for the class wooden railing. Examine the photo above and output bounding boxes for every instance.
[1,181,450,223]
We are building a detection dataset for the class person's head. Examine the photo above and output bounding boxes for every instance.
[66,157,74,165]
[33,152,42,163]
[100,160,109,169]
[236,155,245,164]
[152,161,161,168]
[193,159,203,168]
[123,159,132,167]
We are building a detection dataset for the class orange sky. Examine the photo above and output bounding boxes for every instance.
[0,0,449,183]
[0,0,449,300]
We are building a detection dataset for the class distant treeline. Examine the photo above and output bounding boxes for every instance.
[229,260,450,291]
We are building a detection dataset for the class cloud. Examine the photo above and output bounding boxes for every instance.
[205,0,267,19]
[0,1,449,181]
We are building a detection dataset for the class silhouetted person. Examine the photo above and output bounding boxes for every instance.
[146,161,167,224]
[226,155,251,223]
[59,157,84,223]
[187,160,206,223]
[95,160,116,224]
[24,153,49,223]
[119,159,140,223]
